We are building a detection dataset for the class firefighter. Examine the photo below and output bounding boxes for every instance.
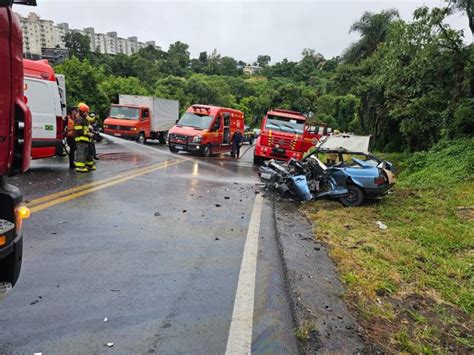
[74,103,95,173]
[231,129,243,158]
[65,107,78,169]
[87,112,100,160]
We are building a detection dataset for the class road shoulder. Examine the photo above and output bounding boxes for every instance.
[273,200,366,354]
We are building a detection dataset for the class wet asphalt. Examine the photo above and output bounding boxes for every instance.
[0,137,298,354]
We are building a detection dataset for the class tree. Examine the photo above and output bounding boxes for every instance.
[99,76,149,104]
[62,32,91,60]
[448,0,474,37]
[54,57,109,117]
[256,55,271,67]
[166,41,190,76]
[343,9,399,64]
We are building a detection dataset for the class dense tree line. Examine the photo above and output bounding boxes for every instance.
[55,1,473,152]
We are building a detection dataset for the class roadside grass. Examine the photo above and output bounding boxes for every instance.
[303,139,474,353]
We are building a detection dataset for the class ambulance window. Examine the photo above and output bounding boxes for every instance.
[24,79,54,115]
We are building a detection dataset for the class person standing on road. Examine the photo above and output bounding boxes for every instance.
[74,103,95,173]
[87,112,100,160]
[65,107,78,169]
[231,129,243,158]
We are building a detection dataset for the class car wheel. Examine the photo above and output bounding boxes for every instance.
[201,144,211,157]
[158,134,167,144]
[340,184,364,207]
[253,155,263,165]
[137,133,146,144]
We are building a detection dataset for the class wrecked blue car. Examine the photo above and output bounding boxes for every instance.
[259,135,395,206]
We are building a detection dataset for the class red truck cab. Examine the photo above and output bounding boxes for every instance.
[0,0,35,294]
[168,105,244,157]
[253,109,327,164]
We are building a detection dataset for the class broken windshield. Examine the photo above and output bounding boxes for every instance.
[265,115,304,134]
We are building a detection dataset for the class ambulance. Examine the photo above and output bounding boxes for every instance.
[168,105,244,157]
[23,59,66,159]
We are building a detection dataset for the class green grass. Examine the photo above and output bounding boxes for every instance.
[303,139,474,353]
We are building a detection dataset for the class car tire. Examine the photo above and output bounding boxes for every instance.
[340,184,364,207]
[136,132,146,144]
[201,144,211,157]
[169,146,178,153]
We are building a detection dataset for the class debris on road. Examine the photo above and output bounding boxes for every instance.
[106,342,114,348]
[215,237,220,240]
[215,204,221,207]
[376,221,388,230]
[30,299,39,305]
[104,317,108,322]
[154,212,161,217]
[224,196,230,199]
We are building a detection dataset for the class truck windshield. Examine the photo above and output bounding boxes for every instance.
[265,115,304,134]
[177,112,214,129]
[109,106,140,120]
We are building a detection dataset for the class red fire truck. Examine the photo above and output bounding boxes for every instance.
[253,109,328,164]
[0,0,34,295]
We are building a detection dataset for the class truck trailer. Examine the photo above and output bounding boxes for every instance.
[104,95,179,144]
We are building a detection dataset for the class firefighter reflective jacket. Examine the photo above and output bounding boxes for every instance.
[66,115,75,138]
[74,116,90,143]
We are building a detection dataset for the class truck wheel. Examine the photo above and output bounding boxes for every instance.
[158,133,167,145]
[0,238,22,287]
[340,184,364,207]
[249,137,254,145]
[169,146,178,153]
[137,133,146,144]
[201,144,212,157]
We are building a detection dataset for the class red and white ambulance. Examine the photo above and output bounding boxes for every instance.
[23,59,66,159]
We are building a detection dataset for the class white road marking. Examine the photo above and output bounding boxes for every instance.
[226,193,263,355]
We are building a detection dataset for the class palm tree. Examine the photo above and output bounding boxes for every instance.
[343,9,400,64]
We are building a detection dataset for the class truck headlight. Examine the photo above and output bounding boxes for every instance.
[104,124,108,129]
[193,136,202,143]
[131,127,137,131]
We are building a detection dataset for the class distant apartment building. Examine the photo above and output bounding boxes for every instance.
[16,12,157,59]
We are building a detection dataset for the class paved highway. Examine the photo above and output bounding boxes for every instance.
[0,137,298,354]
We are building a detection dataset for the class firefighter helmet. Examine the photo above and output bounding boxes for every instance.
[77,102,90,113]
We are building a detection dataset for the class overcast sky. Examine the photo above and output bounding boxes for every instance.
[15,0,471,63]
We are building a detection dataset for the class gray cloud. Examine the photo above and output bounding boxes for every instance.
[15,0,471,63]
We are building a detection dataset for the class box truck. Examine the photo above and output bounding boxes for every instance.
[104,95,179,144]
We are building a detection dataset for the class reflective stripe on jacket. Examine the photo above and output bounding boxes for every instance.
[74,116,90,143]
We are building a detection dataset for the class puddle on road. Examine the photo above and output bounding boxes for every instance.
[99,152,150,163]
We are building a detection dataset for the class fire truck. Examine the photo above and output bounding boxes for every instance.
[0,0,35,297]
[253,109,328,164]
